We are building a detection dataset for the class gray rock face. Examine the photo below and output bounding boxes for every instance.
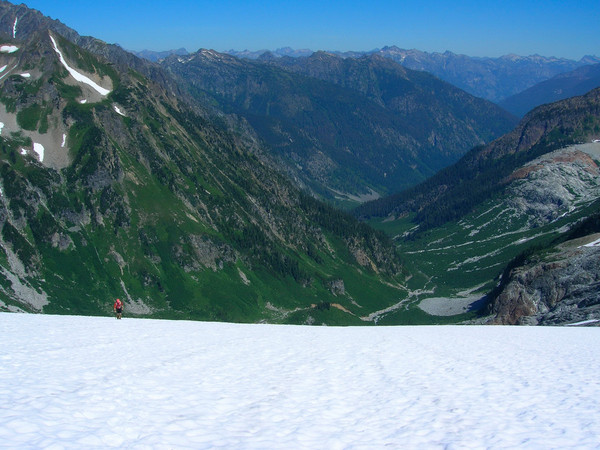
[490,236,600,325]
[506,144,600,227]
[487,143,600,326]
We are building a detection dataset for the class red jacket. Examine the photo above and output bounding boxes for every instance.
[114,299,122,309]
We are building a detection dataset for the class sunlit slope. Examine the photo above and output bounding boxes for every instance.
[0,2,407,324]
[369,142,600,323]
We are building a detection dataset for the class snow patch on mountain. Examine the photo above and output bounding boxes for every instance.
[32,143,44,162]
[49,34,111,97]
[0,64,16,82]
[0,45,18,53]
[113,105,126,116]
[582,236,600,248]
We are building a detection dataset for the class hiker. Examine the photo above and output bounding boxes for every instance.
[113,298,123,319]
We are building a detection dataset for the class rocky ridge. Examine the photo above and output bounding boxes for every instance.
[482,143,600,325]
[226,45,600,104]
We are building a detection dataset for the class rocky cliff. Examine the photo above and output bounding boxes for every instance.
[489,235,600,325]
[505,143,600,227]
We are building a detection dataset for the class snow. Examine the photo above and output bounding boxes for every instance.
[0,122,3,135]
[0,45,18,53]
[61,133,67,148]
[19,73,30,78]
[49,34,111,96]
[20,148,27,155]
[567,319,600,326]
[0,65,7,73]
[33,142,44,162]
[0,64,16,82]
[113,105,126,116]
[13,17,18,39]
[1,313,599,449]
[582,237,600,247]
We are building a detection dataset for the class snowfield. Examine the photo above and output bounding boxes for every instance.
[1,313,599,449]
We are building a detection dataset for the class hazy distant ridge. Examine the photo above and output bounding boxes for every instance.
[224,46,600,103]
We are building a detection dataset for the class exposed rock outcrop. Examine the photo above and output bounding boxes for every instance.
[489,235,600,325]
[505,143,600,227]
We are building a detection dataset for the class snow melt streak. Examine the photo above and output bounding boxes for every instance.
[48,34,110,96]
[0,314,599,449]
[584,237,600,247]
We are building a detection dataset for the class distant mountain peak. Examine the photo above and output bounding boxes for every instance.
[133,47,189,62]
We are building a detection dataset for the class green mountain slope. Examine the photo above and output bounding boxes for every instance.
[357,90,600,324]
[0,2,407,324]
[161,50,516,203]
[499,63,600,117]
[363,141,600,324]
[357,87,600,230]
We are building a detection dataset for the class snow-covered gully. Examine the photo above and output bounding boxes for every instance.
[48,34,111,96]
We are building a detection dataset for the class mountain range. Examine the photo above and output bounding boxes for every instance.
[161,49,515,201]
[0,0,599,326]
[225,46,600,104]
[139,47,600,109]
[500,63,600,117]
[133,47,188,63]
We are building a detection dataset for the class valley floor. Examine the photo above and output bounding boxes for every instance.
[1,313,599,448]
[418,294,488,316]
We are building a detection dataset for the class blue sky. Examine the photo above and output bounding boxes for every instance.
[21,0,599,59]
